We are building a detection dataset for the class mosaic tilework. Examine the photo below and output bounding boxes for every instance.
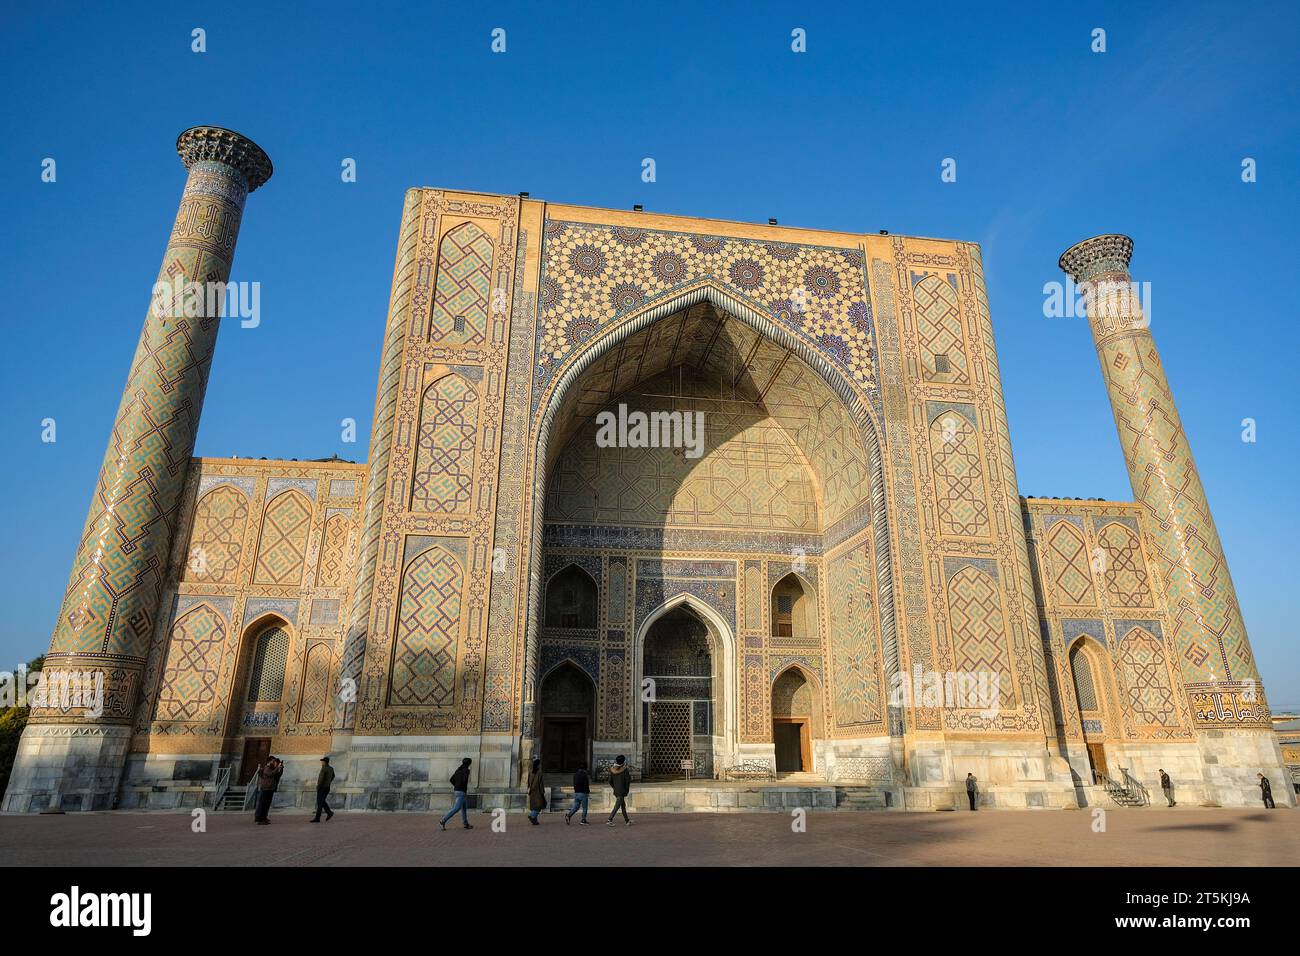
[296,642,332,723]
[928,406,990,537]
[828,543,883,729]
[154,604,226,721]
[1096,521,1154,609]
[410,374,479,514]
[946,565,1014,708]
[1046,521,1097,606]
[912,272,968,383]
[315,514,350,589]
[429,223,493,346]
[534,221,879,409]
[253,491,312,586]
[1117,626,1179,727]
[389,547,463,706]
[182,486,249,585]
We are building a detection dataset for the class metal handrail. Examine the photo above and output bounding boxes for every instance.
[212,765,231,808]
[243,764,261,812]
[1120,768,1151,805]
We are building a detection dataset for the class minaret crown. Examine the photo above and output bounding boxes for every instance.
[1058,234,1134,282]
[176,126,273,192]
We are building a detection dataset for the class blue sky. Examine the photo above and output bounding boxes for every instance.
[2,1,1297,706]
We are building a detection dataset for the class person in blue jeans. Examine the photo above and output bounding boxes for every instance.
[439,757,474,831]
[565,765,591,825]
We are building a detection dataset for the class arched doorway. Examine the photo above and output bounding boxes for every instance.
[1069,639,1111,782]
[641,606,713,778]
[771,667,814,773]
[539,663,594,773]
[227,616,291,784]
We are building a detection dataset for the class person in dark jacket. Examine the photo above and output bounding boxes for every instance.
[965,773,978,811]
[527,758,547,824]
[1259,772,1276,809]
[606,755,632,826]
[439,757,474,831]
[566,765,591,825]
[311,755,335,822]
[1158,769,1175,807]
[253,756,283,825]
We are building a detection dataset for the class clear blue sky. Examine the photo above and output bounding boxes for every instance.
[2,1,1296,707]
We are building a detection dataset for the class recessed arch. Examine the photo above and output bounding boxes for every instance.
[633,592,738,775]
[770,571,815,641]
[522,282,899,737]
[544,563,598,629]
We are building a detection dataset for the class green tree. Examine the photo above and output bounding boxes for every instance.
[0,656,44,796]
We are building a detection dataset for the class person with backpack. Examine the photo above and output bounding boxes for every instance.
[566,764,591,825]
[606,755,633,826]
[439,757,474,831]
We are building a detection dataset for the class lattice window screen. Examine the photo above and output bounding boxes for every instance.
[247,626,289,702]
[1069,645,1099,712]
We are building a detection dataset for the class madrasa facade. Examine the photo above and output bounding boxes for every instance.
[5,127,1291,813]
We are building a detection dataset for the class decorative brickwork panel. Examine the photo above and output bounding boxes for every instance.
[410,374,479,515]
[1047,520,1096,606]
[1118,627,1178,727]
[912,272,967,383]
[1097,521,1153,608]
[296,642,332,724]
[182,486,249,584]
[253,491,312,586]
[828,543,882,729]
[388,547,463,706]
[315,513,350,589]
[429,222,493,345]
[771,667,813,717]
[929,410,990,537]
[155,604,227,721]
[946,565,1014,708]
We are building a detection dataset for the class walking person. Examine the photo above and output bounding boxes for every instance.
[1158,768,1175,807]
[310,755,335,822]
[565,764,591,825]
[965,772,978,811]
[527,758,547,824]
[253,756,283,825]
[1259,772,1276,809]
[606,755,633,826]
[439,757,474,831]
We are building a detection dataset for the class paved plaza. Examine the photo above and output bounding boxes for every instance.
[0,806,1293,867]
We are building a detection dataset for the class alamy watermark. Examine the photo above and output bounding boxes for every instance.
[1042,276,1152,325]
[150,274,261,328]
[595,403,705,459]
[0,665,104,717]
[889,665,1001,718]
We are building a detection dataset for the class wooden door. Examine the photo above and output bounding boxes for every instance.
[774,720,804,772]
[238,737,271,785]
[1087,742,1108,779]
[542,718,588,773]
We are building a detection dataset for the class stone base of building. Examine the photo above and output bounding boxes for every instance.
[1,723,132,813]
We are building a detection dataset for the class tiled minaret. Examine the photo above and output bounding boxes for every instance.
[3,127,272,812]
[1060,235,1286,805]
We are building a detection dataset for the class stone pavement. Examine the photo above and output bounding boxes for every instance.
[0,806,1294,866]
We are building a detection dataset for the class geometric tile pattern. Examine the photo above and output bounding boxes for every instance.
[1047,520,1097,605]
[912,272,967,383]
[154,603,227,722]
[827,543,882,728]
[388,547,463,707]
[1096,521,1153,609]
[182,486,249,584]
[410,374,478,514]
[929,410,990,537]
[429,222,492,346]
[296,642,332,723]
[253,491,312,586]
[1117,626,1178,727]
[946,565,1014,708]
[535,220,879,407]
[315,513,350,589]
